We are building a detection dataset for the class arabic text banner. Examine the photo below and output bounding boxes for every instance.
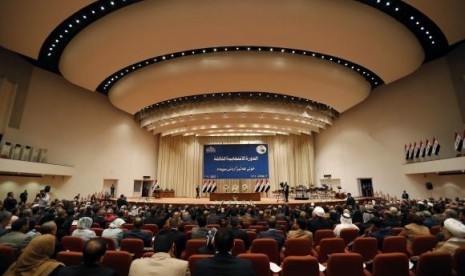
[203,144,269,179]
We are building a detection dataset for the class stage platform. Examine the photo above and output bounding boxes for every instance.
[114,196,379,208]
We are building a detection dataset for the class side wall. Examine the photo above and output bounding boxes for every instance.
[0,50,158,200]
[315,52,465,200]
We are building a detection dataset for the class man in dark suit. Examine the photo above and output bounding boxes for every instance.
[230,218,250,250]
[123,217,152,247]
[283,182,289,202]
[346,193,356,209]
[57,237,117,276]
[196,228,255,276]
[257,217,285,250]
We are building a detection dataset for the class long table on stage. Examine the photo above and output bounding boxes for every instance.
[209,192,261,201]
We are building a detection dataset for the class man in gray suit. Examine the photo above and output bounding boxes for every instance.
[0,218,32,250]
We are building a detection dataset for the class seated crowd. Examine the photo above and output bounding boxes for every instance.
[0,192,464,275]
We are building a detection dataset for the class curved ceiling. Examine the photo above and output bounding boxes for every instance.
[0,0,464,137]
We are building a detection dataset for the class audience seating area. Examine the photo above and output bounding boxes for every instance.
[1,198,465,276]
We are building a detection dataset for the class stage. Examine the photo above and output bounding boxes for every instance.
[114,195,379,208]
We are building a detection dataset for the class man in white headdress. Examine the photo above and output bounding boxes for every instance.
[435,217,465,255]
[333,212,359,237]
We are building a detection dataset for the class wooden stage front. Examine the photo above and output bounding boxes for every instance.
[118,195,379,208]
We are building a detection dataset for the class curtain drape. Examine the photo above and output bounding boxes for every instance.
[156,134,314,197]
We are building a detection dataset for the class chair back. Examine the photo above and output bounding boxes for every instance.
[186,231,192,240]
[0,245,17,269]
[101,250,133,276]
[246,231,257,244]
[142,252,154,258]
[452,246,465,276]
[392,227,404,235]
[102,236,116,250]
[232,239,246,256]
[372,253,411,276]
[56,251,83,266]
[250,225,264,233]
[277,220,288,231]
[250,238,280,264]
[326,253,365,276]
[122,223,134,230]
[381,235,407,254]
[409,235,437,257]
[237,253,271,276]
[188,254,214,275]
[142,224,159,235]
[92,222,101,228]
[183,224,197,233]
[91,228,104,237]
[317,238,346,263]
[314,229,335,246]
[61,236,85,252]
[283,238,313,258]
[352,237,379,262]
[120,238,144,258]
[340,228,360,246]
[416,251,452,276]
[206,224,221,230]
[281,256,320,276]
[181,239,207,260]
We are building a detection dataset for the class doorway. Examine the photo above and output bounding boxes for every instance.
[103,179,118,198]
[358,178,373,197]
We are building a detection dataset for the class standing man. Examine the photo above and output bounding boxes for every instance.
[195,185,200,199]
[402,190,409,201]
[38,189,50,214]
[284,182,290,203]
[346,192,356,209]
[110,184,115,198]
[19,190,28,204]
[3,192,17,212]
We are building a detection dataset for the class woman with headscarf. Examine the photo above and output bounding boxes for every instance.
[4,234,63,276]
[102,218,125,249]
[71,217,96,242]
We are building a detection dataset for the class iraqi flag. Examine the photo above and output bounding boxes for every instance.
[454,132,463,152]
[206,180,213,193]
[420,141,426,158]
[201,180,208,193]
[152,179,160,192]
[254,179,262,192]
[404,144,409,160]
[425,139,433,156]
[211,180,217,193]
[413,142,420,159]
[264,179,271,193]
[432,138,440,155]
[259,180,266,192]
[408,143,414,160]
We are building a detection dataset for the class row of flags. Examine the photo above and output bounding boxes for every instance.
[404,138,440,160]
[200,179,271,193]
[254,179,271,193]
[201,180,217,193]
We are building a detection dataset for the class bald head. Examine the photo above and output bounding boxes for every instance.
[83,238,107,265]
